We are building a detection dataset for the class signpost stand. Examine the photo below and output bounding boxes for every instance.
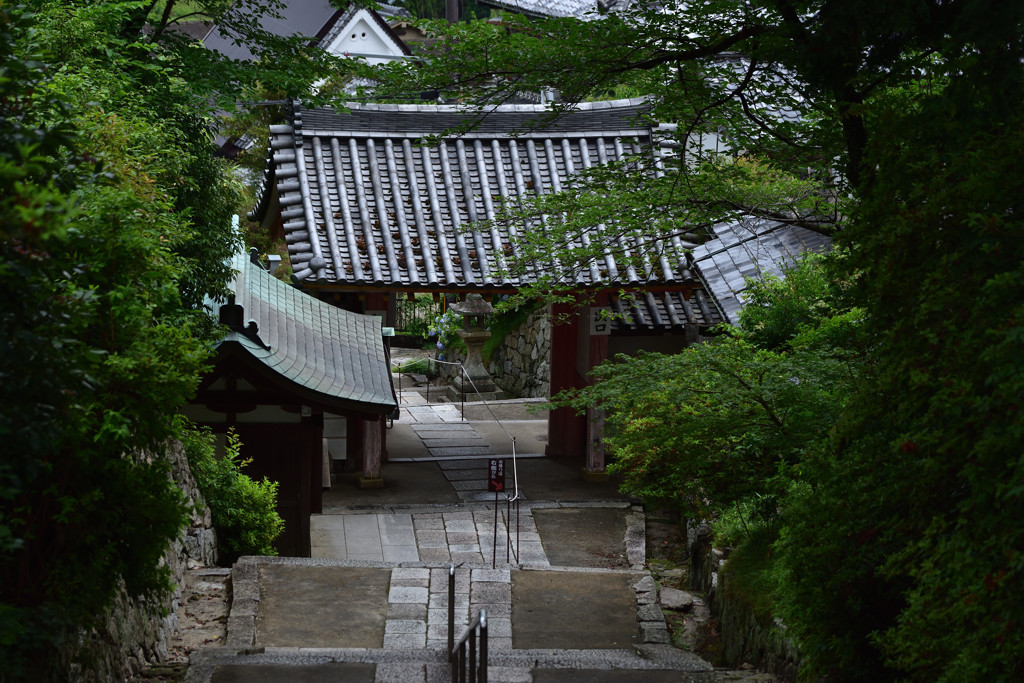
[488,459,505,569]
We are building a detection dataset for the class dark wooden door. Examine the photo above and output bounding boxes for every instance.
[233,423,318,557]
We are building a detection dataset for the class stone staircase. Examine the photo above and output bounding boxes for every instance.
[184,501,721,683]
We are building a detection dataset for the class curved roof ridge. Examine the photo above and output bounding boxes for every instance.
[337,96,650,114]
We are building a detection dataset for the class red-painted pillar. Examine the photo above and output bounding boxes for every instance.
[546,302,588,458]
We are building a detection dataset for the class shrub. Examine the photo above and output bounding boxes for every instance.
[394,357,431,375]
[181,426,284,564]
[482,299,540,363]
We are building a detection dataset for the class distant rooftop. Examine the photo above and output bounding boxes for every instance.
[477,0,635,18]
[202,0,338,62]
[249,99,698,291]
[691,219,832,324]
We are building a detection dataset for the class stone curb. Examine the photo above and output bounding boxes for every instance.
[185,643,713,682]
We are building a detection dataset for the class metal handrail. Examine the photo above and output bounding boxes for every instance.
[448,564,488,683]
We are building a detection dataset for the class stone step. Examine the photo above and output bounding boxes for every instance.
[187,648,719,683]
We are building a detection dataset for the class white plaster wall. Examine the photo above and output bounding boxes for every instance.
[324,15,403,65]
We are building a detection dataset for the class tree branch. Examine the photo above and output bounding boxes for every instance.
[609,24,773,73]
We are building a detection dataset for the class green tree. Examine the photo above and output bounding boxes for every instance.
[554,255,861,526]
[777,83,1024,683]
[366,1,1024,678]
[0,0,338,676]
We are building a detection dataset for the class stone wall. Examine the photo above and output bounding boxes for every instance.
[488,306,550,399]
[688,523,801,681]
[61,440,217,682]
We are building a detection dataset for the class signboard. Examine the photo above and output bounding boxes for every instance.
[488,459,505,493]
[590,307,613,336]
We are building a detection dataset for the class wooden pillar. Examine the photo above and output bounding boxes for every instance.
[583,327,610,479]
[305,413,324,516]
[359,415,386,488]
[546,302,588,458]
[585,408,607,478]
[582,298,611,479]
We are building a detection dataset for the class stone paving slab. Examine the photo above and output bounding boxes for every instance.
[404,409,443,424]
[450,479,489,491]
[419,438,490,448]
[430,446,496,457]
[443,468,489,481]
[532,670,712,682]
[532,507,630,569]
[437,456,494,467]
[411,423,474,433]
[511,571,638,650]
[255,565,391,649]
[208,661,376,682]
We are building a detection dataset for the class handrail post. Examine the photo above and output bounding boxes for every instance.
[479,611,488,683]
[448,563,455,662]
[450,609,488,683]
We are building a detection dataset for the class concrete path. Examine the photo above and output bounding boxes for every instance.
[311,505,551,565]
[383,389,549,500]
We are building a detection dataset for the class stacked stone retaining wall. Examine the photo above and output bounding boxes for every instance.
[487,306,550,399]
[60,440,217,682]
[688,522,801,681]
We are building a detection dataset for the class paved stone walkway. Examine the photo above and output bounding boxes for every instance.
[394,398,538,500]
[183,389,720,682]
[311,505,549,565]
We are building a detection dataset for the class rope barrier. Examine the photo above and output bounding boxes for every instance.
[391,357,523,503]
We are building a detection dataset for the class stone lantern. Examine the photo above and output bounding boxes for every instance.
[446,294,504,402]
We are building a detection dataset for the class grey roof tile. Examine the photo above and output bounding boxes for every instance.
[691,218,832,324]
[477,0,601,18]
[252,100,702,294]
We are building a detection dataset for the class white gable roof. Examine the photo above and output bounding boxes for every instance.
[320,7,410,65]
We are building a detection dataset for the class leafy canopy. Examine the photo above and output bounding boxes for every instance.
[553,255,861,526]
[0,0,340,676]
[365,1,1024,679]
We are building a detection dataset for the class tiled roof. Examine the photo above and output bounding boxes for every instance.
[691,218,832,324]
[250,99,703,291]
[202,0,338,61]
[476,0,634,18]
[212,250,397,414]
[477,0,599,18]
[612,289,722,331]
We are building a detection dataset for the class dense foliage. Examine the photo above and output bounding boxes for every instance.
[777,84,1024,683]
[0,1,337,677]
[556,256,862,532]
[367,1,1024,679]
[181,427,284,564]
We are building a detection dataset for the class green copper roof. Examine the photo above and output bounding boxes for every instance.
[214,250,396,414]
